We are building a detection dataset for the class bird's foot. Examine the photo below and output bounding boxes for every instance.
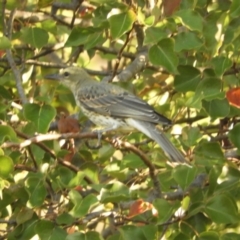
[111,136,122,148]
[84,129,103,149]
[95,129,103,147]
[91,129,104,148]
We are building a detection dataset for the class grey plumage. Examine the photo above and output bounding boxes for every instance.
[45,66,188,164]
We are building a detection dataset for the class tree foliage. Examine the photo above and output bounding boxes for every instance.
[1,0,240,239]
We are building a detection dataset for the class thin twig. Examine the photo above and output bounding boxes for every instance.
[111,27,134,81]
[103,49,148,82]
[4,9,28,104]
[108,138,162,197]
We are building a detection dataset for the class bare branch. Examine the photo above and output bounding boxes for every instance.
[1,132,98,149]
[103,49,148,82]
[4,9,28,104]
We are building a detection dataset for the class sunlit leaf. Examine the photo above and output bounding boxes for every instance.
[0,36,11,49]
[176,10,203,31]
[23,103,56,133]
[0,155,14,178]
[108,10,136,39]
[21,27,49,48]
[149,38,178,73]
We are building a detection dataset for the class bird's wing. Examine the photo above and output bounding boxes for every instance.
[77,83,171,125]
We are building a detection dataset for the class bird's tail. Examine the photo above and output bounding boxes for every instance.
[126,119,188,164]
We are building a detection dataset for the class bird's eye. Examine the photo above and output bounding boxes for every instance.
[63,71,69,77]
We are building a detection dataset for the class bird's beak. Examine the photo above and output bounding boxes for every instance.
[44,73,61,81]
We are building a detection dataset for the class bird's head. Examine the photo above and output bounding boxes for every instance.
[45,66,92,91]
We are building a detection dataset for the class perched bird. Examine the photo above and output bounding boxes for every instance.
[45,66,187,164]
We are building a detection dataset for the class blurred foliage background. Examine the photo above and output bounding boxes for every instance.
[1,0,240,239]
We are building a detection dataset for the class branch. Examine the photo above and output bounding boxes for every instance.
[51,0,84,15]
[102,49,148,82]
[94,46,135,60]
[4,9,28,104]
[111,27,134,81]
[5,9,82,25]
[1,132,98,149]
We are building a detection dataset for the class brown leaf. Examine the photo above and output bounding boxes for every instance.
[57,114,80,133]
[162,0,181,16]
[63,145,75,162]
[128,199,155,218]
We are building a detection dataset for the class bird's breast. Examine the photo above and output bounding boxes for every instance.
[80,105,134,131]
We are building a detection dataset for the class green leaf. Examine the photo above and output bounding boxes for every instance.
[194,142,224,161]
[229,123,240,150]
[144,26,168,45]
[34,220,67,240]
[176,10,203,31]
[203,17,218,54]
[0,125,18,144]
[25,174,47,207]
[174,65,201,92]
[205,194,238,224]
[35,220,54,239]
[7,217,38,240]
[144,15,155,26]
[0,155,14,179]
[221,233,240,240]
[196,77,223,101]
[0,85,12,99]
[38,0,53,8]
[108,10,136,39]
[202,98,230,118]
[211,56,232,76]
[153,199,176,224]
[70,193,98,218]
[100,181,130,203]
[55,166,75,187]
[141,225,157,240]
[30,145,45,163]
[65,27,104,48]
[98,145,115,162]
[122,153,145,168]
[66,231,103,240]
[23,103,56,133]
[149,38,178,74]
[119,225,152,240]
[81,162,99,184]
[41,19,57,35]
[172,165,198,189]
[16,208,34,225]
[21,27,49,48]
[175,31,202,51]
[230,0,240,19]
[0,36,11,49]
[199,231,219,240]
[182,126,202,147]
[85,32,105,50]
[56,213,75,225]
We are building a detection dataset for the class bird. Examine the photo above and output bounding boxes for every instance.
[45,66,188,164]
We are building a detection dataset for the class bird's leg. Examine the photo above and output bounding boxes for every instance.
[93,124,119,147]
[95,129,103,148]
